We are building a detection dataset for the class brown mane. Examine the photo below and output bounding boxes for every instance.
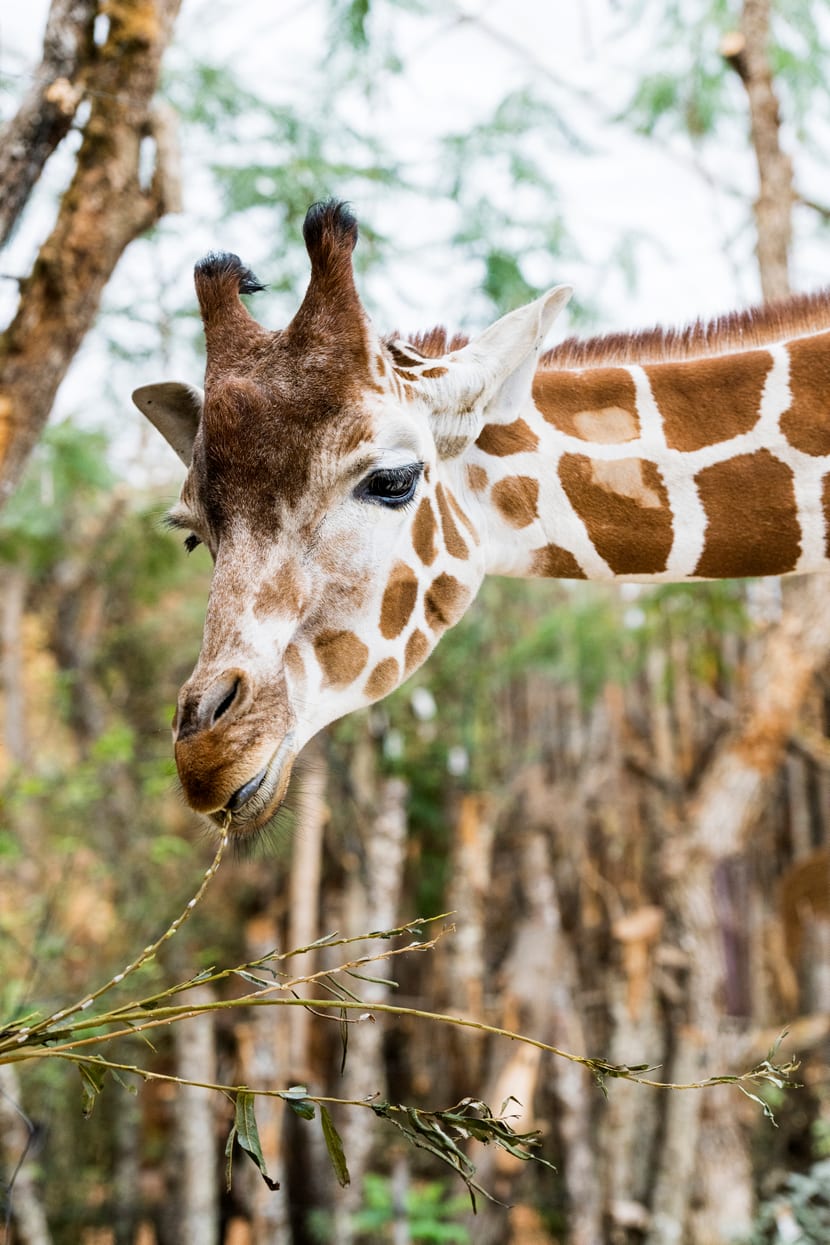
[397,288,830,369]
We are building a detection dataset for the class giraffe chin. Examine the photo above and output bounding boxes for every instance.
[209,733,297,837]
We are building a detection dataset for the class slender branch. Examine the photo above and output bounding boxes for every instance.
[9,1005,799,1105]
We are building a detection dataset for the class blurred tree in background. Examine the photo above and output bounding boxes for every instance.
[3,1,830,1243]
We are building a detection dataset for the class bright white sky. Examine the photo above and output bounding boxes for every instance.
[1,1,827,479]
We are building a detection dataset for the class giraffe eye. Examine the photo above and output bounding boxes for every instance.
[355,463,423,508]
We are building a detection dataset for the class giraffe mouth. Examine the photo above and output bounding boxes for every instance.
[211,733,296,835]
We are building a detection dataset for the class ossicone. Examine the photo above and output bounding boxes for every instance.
[194,251,266,324]
[302,200,359,271]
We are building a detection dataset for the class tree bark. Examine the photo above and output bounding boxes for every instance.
[0,565,28,765]
[0,0,182,508]
[0,0,97,249]
[173,986,219,1245]
[722,0,794,301]
[0,1063,53,1245]
[332,770,409,1245]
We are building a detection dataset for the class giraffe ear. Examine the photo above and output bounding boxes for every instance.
[423,285,572,452]
[132,382,204,466]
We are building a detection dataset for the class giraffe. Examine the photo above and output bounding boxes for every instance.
[133,200,830,838]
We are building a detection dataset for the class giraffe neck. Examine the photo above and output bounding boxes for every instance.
[463,328,830,582]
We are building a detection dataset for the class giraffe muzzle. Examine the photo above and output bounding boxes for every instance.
[210,731,297,835]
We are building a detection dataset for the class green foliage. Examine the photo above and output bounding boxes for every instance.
[742,1159,830,1244]
[0,422,112,573]
[349,1171,470,1242]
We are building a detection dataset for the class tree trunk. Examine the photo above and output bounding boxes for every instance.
[332,769,409,1245]
[722,0,794,301]
[0,565,27,765]
[0,1063,53,1245]
[0,0,97,249]
[173,985,219,1245]
[0,0,182,507]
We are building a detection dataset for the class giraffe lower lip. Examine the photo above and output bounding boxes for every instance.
[226,766,268,811]
[215,733,296,833]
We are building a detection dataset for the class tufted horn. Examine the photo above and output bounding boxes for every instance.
[286,201,371,361]
[194,251,271,375]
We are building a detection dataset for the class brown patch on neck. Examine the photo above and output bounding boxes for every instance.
[313,629,369,686]
[530,544,587,579]
[435,483,469,559]
[693,450,800,577]
[491,476,540,529]
[365,657,400,700]
[781,333,830,456]
[380,562,419,639]
[558,455,673,575]
[646,350,770,452]
[533,369,639,441]
[404,629,431,675]
[476,418,540,456]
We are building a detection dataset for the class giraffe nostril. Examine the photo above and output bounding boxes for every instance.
[175,670,251,739]
[211,677,240,726]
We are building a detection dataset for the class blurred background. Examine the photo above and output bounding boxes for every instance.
[2,1,830,1242]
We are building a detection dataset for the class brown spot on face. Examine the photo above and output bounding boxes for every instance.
[781,334,830,456]
[284,642,305,684]
[476,418,540,456]
[530,544,587,579]
[558,454,673,575]
[313,630,369,687]
[421,366,448,379]
[404,628,431,675]
[693,450,801,577]
[647,349,771,452]
[445,486,478,542]
[412,497,438,566]
[492,476,539,529]
[424,573,470,632]
[466,463,489,492]
[434,433,471,459]
[254,563,304,620]
[534,368,639,441]
[365,657,400,700]
[380,561,419,639]
[435,483,469,559]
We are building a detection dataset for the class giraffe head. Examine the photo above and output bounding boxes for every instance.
[134,202,570,836]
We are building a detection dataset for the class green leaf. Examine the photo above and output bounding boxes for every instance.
[78,1061,107,1118]
[279,1085,315,1119]
[320,1104,350,1187]
[229,1091,280,1190]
